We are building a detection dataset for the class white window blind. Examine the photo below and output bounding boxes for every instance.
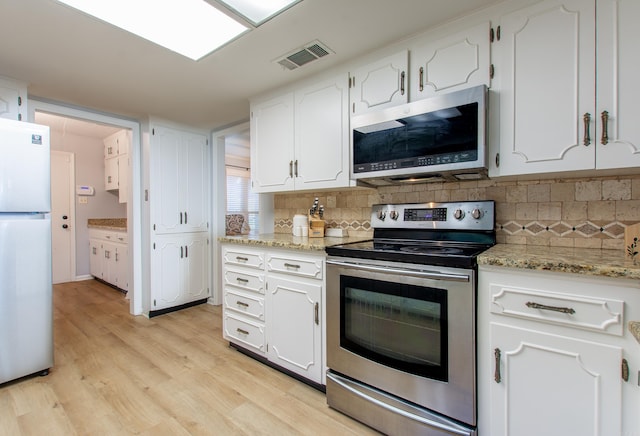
[226,166,259,233]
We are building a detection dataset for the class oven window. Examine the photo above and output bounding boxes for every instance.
[340,275,448,381]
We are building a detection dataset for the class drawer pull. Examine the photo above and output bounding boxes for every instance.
[283,263,300,269]
[236,277,249,284]
[236,256,249,262]
[494,348,501,383]
[236,328,249,335]
[236,301,249,308]
[526,301,575,315]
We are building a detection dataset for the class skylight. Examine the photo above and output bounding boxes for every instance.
[56,0,301,61]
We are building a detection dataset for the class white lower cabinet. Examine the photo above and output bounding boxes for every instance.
[89,229,128,291]
[478,266,640,436]
[222,244,325,385]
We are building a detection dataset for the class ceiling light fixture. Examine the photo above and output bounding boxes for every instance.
[216,0,302,26]
[55,0,251,61]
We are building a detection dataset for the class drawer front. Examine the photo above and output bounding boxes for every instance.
[224,314,265,353]
[224,289,265,321]
[490,284,624,336]
[224,268,265,294]
[223,247,264,270]
[267,253,323,279]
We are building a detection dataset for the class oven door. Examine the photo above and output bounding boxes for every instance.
[326,256,476,427]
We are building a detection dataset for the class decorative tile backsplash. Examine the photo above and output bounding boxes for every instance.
[273,174,640,250]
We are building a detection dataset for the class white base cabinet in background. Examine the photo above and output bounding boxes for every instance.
[222,244,325,385]
[89,228,128,292]
[478,266,640,436]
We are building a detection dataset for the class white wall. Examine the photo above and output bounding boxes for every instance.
[49,129,126,276]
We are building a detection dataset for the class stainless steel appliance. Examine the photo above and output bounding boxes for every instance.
[326,200,495,436]
[351,85,487,186]
[0,118,53,385]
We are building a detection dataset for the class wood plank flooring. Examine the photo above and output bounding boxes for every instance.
[0,279,379,435]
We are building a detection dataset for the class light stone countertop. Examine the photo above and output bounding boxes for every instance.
[218,233,371,251]
[87,218,127,230]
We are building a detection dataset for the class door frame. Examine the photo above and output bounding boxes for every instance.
[50,150,76,284]
[29,98,143,316]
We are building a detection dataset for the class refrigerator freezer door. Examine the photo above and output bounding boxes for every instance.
[0,216,53,384]
[0,118,51,213]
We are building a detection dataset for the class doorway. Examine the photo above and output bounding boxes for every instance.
[50,150,75,284]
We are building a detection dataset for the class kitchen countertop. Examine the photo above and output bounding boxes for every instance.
[218,233,371,251]
[478,244,640,280]
[87,218,127,230]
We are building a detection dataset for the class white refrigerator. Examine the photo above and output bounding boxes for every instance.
[0,117,53,384]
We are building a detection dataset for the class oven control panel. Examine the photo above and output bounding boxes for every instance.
[371,200,495,231]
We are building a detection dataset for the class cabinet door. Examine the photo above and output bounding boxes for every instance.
[150,236,183,310]
[104,157,118,190]
[267,275,322,383]
[151,126,182,233]
[89,239,102,279]
[183,234,209,302]
[181,132,209,232]
[104,133,118,158]
[250,93,295,193]
[294,74,350,190]
[596,0,640,169]
[495,0,595,176]
[490,323,622,436]
[102,240,117,285]
[114,244,128,291]
[117,154,128,203]
[0,76,27,121]
[411,22,491,101]
[349,50,408,116]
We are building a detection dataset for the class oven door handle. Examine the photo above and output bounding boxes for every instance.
[326,259,470,282]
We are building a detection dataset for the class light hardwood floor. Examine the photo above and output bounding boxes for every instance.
[0,279,379,435]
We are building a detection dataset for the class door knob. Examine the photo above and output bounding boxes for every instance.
[62,215,68,220]
[62,224,68,229]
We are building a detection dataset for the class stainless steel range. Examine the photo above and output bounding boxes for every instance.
[325,200,495,436]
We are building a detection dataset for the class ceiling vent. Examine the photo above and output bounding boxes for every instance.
[275,40,333,70]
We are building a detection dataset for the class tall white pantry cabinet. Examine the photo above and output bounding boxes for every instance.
[148,123,211,313]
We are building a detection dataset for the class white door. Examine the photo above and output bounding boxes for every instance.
[51,151,75,284]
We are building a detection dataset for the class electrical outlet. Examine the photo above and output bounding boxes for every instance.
[78,196,88,204]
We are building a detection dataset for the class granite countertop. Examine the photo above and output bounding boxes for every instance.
[218,233,371,251]
[87,218,127,230]
[478,244,640,280]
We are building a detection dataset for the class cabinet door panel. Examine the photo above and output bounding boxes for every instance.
[496,0,595,175]
[152,127,181,233]
[490,322,621,436]
[183,236,209,302]
[350,51,408,116]
[151,238,182,310]
[89,239,101,279]
[182,132,209,232]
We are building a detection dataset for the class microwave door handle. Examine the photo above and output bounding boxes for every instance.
[326,259,470,282]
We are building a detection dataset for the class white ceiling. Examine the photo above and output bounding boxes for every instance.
[1,0,500,131]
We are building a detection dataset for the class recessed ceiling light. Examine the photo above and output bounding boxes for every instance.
[217,0,302,26]
[55,0,249,61]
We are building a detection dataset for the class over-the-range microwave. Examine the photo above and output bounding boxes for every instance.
[351,84,487,186]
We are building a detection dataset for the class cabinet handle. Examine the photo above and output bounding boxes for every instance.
[184,211,188,224]
[583,112,591,146]
[236,277,249,284]
[115,252,119,262]
[400,71,406,96]
[526,301,575,315]
[494,348,501,383]
[283,262,300,269]
[314,302,319,325]
[107,175,112,183]
[601,110,609,145]
[184,246,188,258]
[92,247,96,255]
[180,246,184,258]
[236,301,249,308]
[622,358,629,382]
[179,212,183,224]
[289,160,293,178]
[235,256,248,262]
[419,67,424,92]
[236,328,249,335]
[294,160,298,177]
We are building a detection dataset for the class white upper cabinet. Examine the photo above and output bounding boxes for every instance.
[251,73,350,193]
[348,51,408,116]
[410,22,491,101]
[492,0,640,177]
[0,76,27,121]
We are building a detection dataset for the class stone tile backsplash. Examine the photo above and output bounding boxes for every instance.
[273,174,640,250]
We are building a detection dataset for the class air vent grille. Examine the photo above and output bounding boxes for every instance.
[274,40,333,70]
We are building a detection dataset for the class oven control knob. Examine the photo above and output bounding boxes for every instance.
[377,210,386,221]
[453,209,465,220]
[471,208,483,220]
[389,210,399,221]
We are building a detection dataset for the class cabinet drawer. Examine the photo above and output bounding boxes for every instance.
[267,253,323,279]
[224,269,265,294]
[490,284,624,336]
[223,247,264,270]
[224,314,265,353]
[224,289,265,321]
